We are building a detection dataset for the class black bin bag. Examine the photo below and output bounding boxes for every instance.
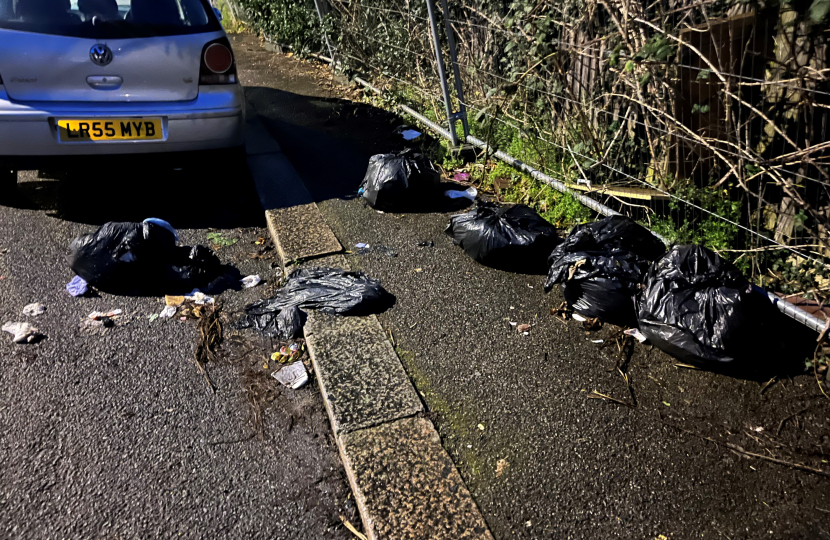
[68,221,178,293]
[68,220,222,294]
[236,268,393,336]
[446,201,560,272]
[545,215,665,326]
[637,244,772,366]
[359,149,440,210]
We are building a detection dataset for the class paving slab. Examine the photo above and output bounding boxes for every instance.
[266,203,342,267]
[338,417,494,540]
[305,312,423,434]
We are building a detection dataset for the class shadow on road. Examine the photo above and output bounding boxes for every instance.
[3,155,265,230]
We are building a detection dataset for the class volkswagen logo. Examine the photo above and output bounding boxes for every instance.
[89,44,113,67]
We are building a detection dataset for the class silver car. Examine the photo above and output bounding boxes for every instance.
[0,0,245,192]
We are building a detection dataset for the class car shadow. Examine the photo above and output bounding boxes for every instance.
[3,155,265,230]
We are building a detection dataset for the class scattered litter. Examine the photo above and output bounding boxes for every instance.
[394,125,422,141]
[453,172,470,182]
[148,314,159,323]
[417,240,435,248]
[159,305,177,318]
[509,321,517,326]
[572,313,587,322]
[236,268,390,337]
[582,317,602,331]
[276,306,303,340]
[496,458,510,477]
[272,361,309,389]
[68,219,222,294]
[185,289,214,305]
[66,275,89,297]
[447,201,560,272]
[88,309,122,320]
[637,245,773,366]
[752,426,765,433]
[144,217,179,241]
[546,216,664,327]
[477,423,485,431]
[165,295,185,307]
[22,303,46,317]
[624,328,647,343]
[444,186,477,201]
[663,401,671,407]
[591,339,604,344]
[517,324,531,333]
[2,322,41,344]
[355,244,398,258]
[359,150,440,210]
[241,275,262,288]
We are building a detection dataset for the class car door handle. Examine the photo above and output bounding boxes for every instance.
[86,76,123,89]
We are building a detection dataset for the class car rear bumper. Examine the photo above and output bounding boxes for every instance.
[0,85,245,159]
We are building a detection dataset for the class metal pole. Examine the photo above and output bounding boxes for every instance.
[438,0,469,138]
[312,0,336,66]
[425,0,459,146]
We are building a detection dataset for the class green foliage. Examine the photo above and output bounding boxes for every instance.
[650,183,741,254]
[810,0,830,23]
[236,0,321,52]
[633,35,676,62]
[207,232,238,247]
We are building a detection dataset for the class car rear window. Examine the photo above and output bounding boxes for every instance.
[0,0,220,38]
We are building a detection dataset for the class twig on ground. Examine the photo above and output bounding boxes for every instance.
[340,516,367,540]
[587,390,635,408]
[663,421,830,477]
[777,407,810,436]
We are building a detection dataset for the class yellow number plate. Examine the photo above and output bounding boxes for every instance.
[57,118,163,142]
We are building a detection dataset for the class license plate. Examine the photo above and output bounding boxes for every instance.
[57,118,163,142]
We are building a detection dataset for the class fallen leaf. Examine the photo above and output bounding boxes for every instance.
[496,458,509,477]
[517,324,531,333]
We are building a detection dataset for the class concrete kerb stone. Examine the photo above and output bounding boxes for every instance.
[251,123,493,540]
[304,309,423,435]
[339,417,495,540]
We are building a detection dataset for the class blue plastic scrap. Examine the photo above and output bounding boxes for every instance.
[66,275,89,297]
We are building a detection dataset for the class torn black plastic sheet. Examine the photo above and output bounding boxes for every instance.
[236,268,393,337]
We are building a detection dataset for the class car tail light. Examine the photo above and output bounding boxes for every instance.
[199,38,237,85]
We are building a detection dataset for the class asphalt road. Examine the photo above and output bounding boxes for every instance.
[0,158,360,535]
[234,33,830,540]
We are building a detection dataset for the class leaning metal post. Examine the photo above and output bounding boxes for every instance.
[312,0,336,66]
[425,0,459,146]
[438,0,469,138]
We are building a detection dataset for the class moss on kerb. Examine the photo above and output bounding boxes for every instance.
[394,344,489,482]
